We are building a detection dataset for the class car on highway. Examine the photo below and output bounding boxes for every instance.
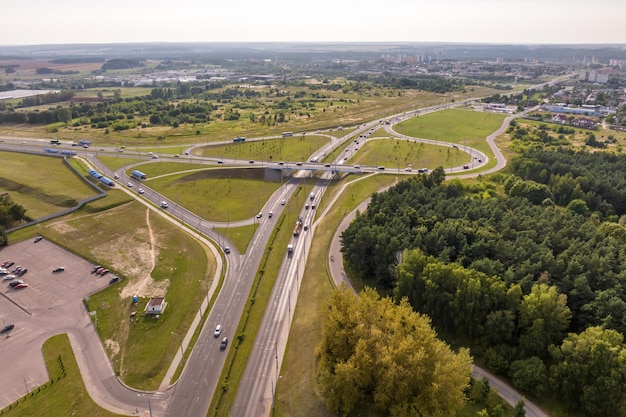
[214,324,222,337]
[217,159,224,164]
[249,160,255,164]
[378,166,385,170]
[138,188,145,194]
[405,167,413,172]
[174,154,180,158]
[256,212,262,219]
[0,324,14,334]
[268,211,273,218]
[295,162,302,166]
[281,199,286,206]
[220,337,228,350]
[354,165,360,169]
[278,161,284,165]
[127,182,133,188]
[324,163,331,168]
[161,201,169,209]
[463,165,469,169]
[114,174,119,179]
[52,267,65,273]
[223,247,231,254]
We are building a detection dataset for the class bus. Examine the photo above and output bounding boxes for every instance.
[131,170,147,180]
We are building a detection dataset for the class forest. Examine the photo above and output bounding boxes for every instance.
[340,151,626,416]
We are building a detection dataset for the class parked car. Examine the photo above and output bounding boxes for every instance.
[109,277,120,284]
[0,324,14,334]
[219,336,228,350]
[1,261,11,268]
[14,283,28,289]
[17,268,27,277]
[92,265,101,273]
[9,280,24,288]
[3,274,16,281]
[4,261,13,268]
[34,236,43,243]
[214,324,222,337]
[12,266,22,274]
[52,267,65,273]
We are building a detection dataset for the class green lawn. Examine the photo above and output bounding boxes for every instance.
[394,108,507,157]
[0,152,98,218]
[146,169,283,222]
[199,135,330,163]
[352,137,469,170]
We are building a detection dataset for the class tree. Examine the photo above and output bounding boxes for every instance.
[518,283,571,358]
[514,399,526,417]
[550,326,626,417]
[317,286,473,417]
[56,107,72,125]
[508,356,548,398]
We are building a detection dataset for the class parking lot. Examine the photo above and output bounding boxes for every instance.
[0,237,112,408]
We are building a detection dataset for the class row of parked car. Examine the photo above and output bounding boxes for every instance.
[1,260,29,289]
[92,265,121,285]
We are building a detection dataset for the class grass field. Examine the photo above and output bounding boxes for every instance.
[0,152,98,219]
[145,168,284,222]
[0,334,122,417]
[40,200,215,390]
[199,135,330,162]
[393,108,507,157]
[351,137,470,170]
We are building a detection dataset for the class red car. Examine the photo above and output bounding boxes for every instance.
[14,283,28,289]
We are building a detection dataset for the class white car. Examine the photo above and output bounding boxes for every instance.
[161,201,169,209]
[127,182,133,188]
[214,324,222,337]
[138,188,145,194]
[256,213,262,219]
[3,274,16,281]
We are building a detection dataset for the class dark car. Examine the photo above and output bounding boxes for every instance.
[9,280,24,288]
[219,337,228,350]
[92,265,101,273]
[52,267,65,273]
[5,261,14,268]
[224,247,231,254]
[463,165,470,169]
[17,268,27,277]
[0,324,14,334]
[109,277,120,284]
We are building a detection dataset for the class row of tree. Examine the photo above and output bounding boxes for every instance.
[0,194,28,246]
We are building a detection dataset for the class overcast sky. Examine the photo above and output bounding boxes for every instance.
[2,0,625,45]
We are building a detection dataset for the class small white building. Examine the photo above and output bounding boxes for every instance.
[145,297,166,315]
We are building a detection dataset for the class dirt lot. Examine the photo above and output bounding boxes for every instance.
[0,237,112,408]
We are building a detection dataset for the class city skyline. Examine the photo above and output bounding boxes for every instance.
[2,0,625,46]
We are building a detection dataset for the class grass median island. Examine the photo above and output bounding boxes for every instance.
[352,137,465,170]
[146,168,283,222]
[199,135,330,162]
[394,108,507,157]
[40,200,215,390]
[0,334,122,417]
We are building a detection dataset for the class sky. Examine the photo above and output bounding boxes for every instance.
[2,0,625,45]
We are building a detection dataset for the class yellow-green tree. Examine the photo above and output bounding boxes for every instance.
[317,286,473,417]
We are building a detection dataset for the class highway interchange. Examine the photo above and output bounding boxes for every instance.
[0,83,569,417]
